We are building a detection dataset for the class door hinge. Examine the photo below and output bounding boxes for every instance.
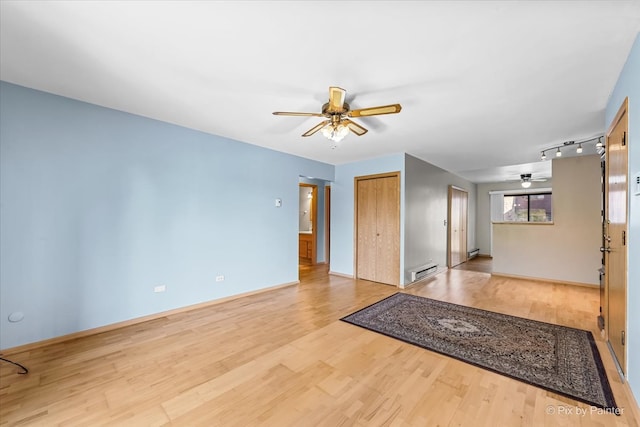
[622,132,626,146]
[623,230,626,246]
[622,330,625,346]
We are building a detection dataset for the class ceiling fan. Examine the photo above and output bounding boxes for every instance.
[272,86,401,144]
[511,173,548,188]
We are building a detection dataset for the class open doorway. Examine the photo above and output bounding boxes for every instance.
[298,183,317,265]
[298,178,331,271]
[448,185,469,268]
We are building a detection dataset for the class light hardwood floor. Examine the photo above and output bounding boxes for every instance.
[1,264,638,426]
[453,256,493,274]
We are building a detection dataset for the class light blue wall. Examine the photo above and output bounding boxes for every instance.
[331,154,405,280]
[0,82,333,349]
[606,33,639,401]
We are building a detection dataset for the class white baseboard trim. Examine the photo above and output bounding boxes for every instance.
[491,272,598,288]
[329,271,354,279]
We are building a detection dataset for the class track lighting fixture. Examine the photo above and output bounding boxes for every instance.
[539,136,603,161]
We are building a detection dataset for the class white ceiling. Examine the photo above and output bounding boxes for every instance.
[1,1,638,183]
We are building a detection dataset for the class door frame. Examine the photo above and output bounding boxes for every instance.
[325,185,331,265]
[447,185,469,268]
[299,183,318,265]
[354,171,401,286]
[604,97,629,376]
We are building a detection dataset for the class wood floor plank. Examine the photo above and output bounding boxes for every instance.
[1,261,638,426]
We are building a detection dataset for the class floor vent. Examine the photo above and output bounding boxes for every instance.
[467,248,480,259]
[409,262,438,282]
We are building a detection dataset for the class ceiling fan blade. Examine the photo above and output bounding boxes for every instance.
[302,120,331,137]
[327,86,346,112]
[348,104,402,117]
[342,119,368,136]
[273,111,325,117]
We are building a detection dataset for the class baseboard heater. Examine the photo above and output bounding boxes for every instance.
[409,262,438,282]
[467,248,480,259]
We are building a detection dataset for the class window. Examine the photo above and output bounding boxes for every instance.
[502,193,552,222]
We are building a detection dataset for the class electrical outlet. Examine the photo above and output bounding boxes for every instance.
[154,285,166,293]
[216,275,225,282]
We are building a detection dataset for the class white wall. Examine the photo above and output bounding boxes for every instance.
[404,154,476,279]
[493,155,602,285]
[476,179,553,256]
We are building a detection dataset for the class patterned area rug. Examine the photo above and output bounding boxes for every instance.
[341,293,617,411]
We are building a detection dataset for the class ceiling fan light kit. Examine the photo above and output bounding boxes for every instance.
[321,121,349,144]
[273,86,401,146]
[518,173,547,188]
